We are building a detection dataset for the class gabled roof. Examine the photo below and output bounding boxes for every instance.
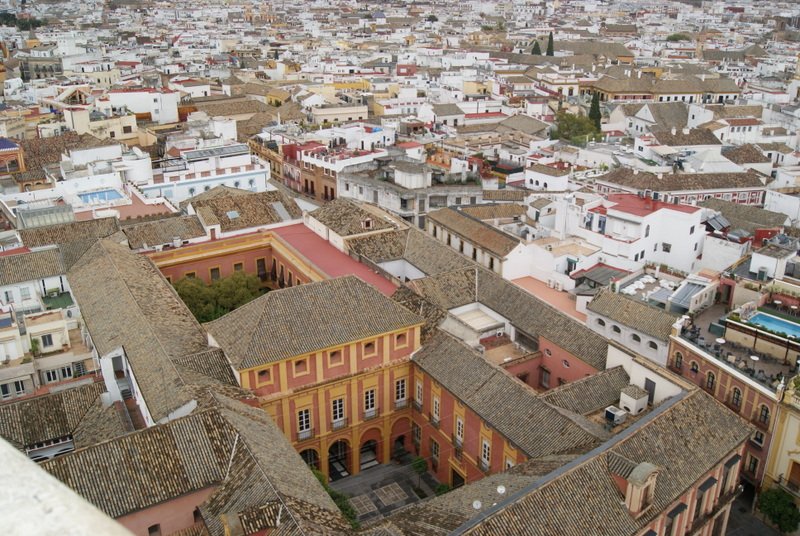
[68,240,225,421]
[700,198,788,233]
[122,215,206,249]
[597,168,765,192]
[191,190,302,232]
[206,276,423,370]
[414,331,602,458]
[309,198,395,237]
[428,207,521,258]
[42,396,344,534]
[0,247,65,286]
[18,217,120,248]
[541,366,630,415]
[587,289,678,341]
[375,389,752,535]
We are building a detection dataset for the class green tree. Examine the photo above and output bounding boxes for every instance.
[589,92,602,131]
[546,31,554,56]
[551,111,601,145]
[411,456,427,488]
[174,271,263,322]
[426,15,438,22]
[666,33,691,42]
[531,41,542,55]
[759,487,800,533]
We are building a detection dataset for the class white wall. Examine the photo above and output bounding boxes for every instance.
[605,344,683,404]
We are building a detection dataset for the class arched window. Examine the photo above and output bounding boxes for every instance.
[731,388,742,408]
[631,334,641,343]
[706,372,715,390]
[612,325,621,334]
[596,318,606,327]
[758,405,770,425]
[673,352,683,369]
[648,341,658,350]
[690,361,699,373]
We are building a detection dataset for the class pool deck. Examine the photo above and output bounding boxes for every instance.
[75,193,174,222]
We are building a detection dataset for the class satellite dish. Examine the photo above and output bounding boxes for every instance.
[472,500,482,510]
[497,485,506,495]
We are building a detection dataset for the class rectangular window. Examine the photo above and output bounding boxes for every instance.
[415,381,423,403]
[298,409,311,432]
[540,368,550,388]
[433,396,440,420]
[481,439,491,470]
[431,439,439,460]
[662,243,672,253]
[364,389,375,411]
[694,490,705,521]
[41,334,53,347]
[4,290,13,303]
[456,417,464,441]
[689,225,695,234]
[412,422,421,446]
[233,262,243,272]
[395,378,407,401]
[505,458,515,470]
[210,267,220,280]
[0,383,8,399]
[20,287,31,300]
[45,369,58,383]
[332,398,344,423]
[747,455,759,475]
[61,365,72,380]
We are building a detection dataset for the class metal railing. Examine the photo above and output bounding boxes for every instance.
[331,418,348,431]
[363,407,379,421]
[297,428,314,441]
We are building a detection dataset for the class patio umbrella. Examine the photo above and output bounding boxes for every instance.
[716,338,726,345]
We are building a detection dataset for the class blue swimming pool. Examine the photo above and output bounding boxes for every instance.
[78,189,123,203]
[748,312,800,339]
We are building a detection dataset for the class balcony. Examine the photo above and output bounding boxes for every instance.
[429,413,440,429]
[688,488,741,535]
[297,428,314,441]
[778,474,800,498]
[412,399,422,412]
[752,416,770,431]
[479,458,490,473]
[394,399,408,410]
[363,407,379,421]
[331,417,348,431]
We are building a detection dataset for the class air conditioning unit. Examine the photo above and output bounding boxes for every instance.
[496,328,505,337]
[556,281,563,291]
[604,405,628,425]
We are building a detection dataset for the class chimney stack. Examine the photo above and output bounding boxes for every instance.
[682,127,690,135]
[671,127,677,135]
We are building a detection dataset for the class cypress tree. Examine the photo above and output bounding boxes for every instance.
[531,41,542,55]
[546,31,554,56]
[589,92,602,130]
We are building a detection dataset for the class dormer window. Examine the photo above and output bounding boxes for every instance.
[362,218,373,230]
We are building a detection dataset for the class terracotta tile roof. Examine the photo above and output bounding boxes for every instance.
[379,389,752,535]
[42,396,342,533]
[206,276,423,370]
[18,217,120,248]
[18,132,108,174]
[0,382,106,450]
[428,207,521,258]
[403,268,608,370]
[191,190,302,232]
[459,203,527,220]
[597,167,766,192]
[68,240,223,421]
[0,247,65,286]
[122,215,206,249]
[699,198,787,232]
[587,289,679,341]
[178,184,252,210]
[309,198,395,237]
[414,331,602,458]
[722,144,771,165]
[541,366,630,415]
[651,128,722,147]
[482,189,527,201]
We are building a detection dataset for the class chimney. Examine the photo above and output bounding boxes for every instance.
[682,127,690,135]
[657,173,663,179]
[633,169,639,175]
[637,71,642,79]
[671,127,677,135]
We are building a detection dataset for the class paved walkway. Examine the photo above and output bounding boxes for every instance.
[727,496,780,536]
[329,460,439,524]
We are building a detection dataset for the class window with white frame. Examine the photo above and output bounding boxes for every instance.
[0,383,9,399]
[456,417,464,442]
[433,396,440,421]
[415,381,423,403]
[395,378,406,401]
[298,409,311,432]
[332,398,344,423]
[20,287,31,300]
[364,389,375,412]
[481,439,491,467]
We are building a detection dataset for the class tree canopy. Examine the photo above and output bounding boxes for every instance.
[589,92,602,131]
[551,111,601,145]
[759,487,800,533]
[546,32,554,56]
[174,271,264,322]
[531,41,542,55]
[0,12,44,30]
[666,33,691,42]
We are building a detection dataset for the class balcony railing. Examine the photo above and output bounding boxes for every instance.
[412,400,422,412]
[297,428,314,441]
[364,407,379,421]
[688,488,741,535]
[778,474,800,498]
[479,458,490,473]
[331,417,348,431]
[725,400,742,413]
[752,416,770,431]
[429,413,440,429]
[394,399,408,410]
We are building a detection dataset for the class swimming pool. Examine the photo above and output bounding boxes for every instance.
[78,189,123,204]
[748,312,800,339]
